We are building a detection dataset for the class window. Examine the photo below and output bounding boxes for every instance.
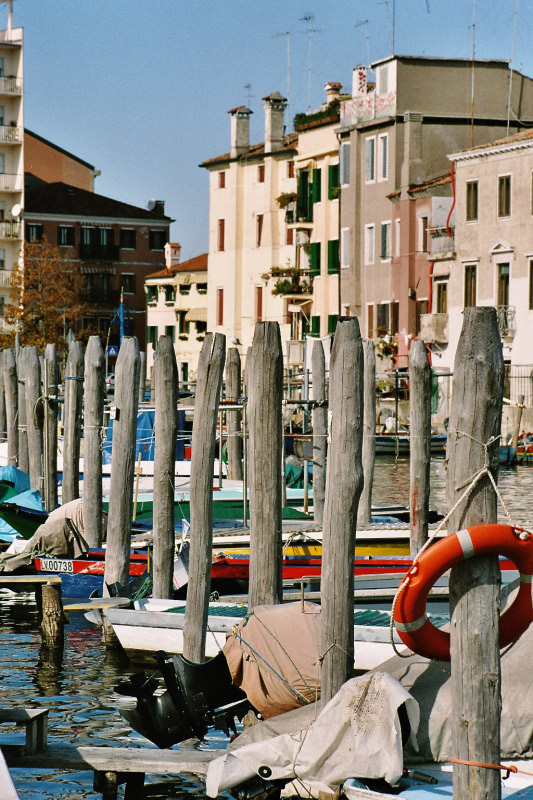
[377,65,388,94]
[217,288,224,326]
[464,264,477,307]
[149,230,166,250]
[340,141,350,186]
[415,300,428,335]
[328,163,339,199]
[147,286,158,304]
[217,219,225,252]
[380,221,391,260]
[328,314,338,334]
[0,59,4,78]
[120,228,136,249]
[365,137,376,183]
[165,325,175,343]
[418,216,429,252]
[82,226,95,246]
[297,170,313,222]
[436,279,448,313]
[100,227,112,245]
[466,180,478,222]
[327,239,339,274]
[256,214,264,247]
[148,326,158,345]
[395,218,401,257]
[164,285,175,303]
[531,172,533,215]
[258,164,265,183]
[340,227,350,268]
[311,315,320,335]
[498,263,510,307]
[364,224,375,265]
[26,224,43,243]
[218,171,226,189]
[367,304,374,338]
[286,226,294,246]
[287,160,295,178]
[58,226,74,247]
[197,282,208,294]
[196,320,207,334]
[391,301,399,334]
[498,175,511,217]
[376,303,390,333]
[121,273,135,294]
[529,261,533,310]
[310,242,321,277]
[312,168,322,203]
[0,248,5,270]
[378,134,388,181]
[256,286,263,322]
[179,283,191,295]
[176,310,189,335]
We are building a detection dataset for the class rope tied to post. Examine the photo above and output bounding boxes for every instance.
[450,757,533,779]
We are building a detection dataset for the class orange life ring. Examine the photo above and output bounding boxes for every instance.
[393,524,533,661]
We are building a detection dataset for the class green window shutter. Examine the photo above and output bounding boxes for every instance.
[311,315,320,336]
[327,239,339,274]
[328,164,339,199]
[312,168,322,203]
[328,314,338,334]
[310,242,321,277]
[298,171,308,219]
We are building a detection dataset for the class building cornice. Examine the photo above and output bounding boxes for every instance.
[450,138,533,163]
[24,212,171,227]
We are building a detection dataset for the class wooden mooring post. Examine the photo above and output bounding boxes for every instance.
[4,346,18,467]
[152,336,178,599]
[225,347,243,481]
[43,344,59,511]
[321,319,364,703]
[247,322,283,610]
[311,339,327,526]
[17,347,29,474]
[25,346,43,493]
[409,339,431,554]
[183,333,225,661]
[40,581,64,648]
[62,340,84,503]
[358,340,376,525]
[103,338,140,646]
[84,336,105,548]
[0,350,6,446]
[447,307,504,800]
[138,350,146,405]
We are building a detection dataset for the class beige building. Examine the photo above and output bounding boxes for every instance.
[145,244,207,387]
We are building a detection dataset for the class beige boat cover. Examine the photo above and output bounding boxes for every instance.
[223,602,322,718]
[375,619,533,763]
[206,672,419,797]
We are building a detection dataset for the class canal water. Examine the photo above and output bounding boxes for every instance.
[2,456,533,798]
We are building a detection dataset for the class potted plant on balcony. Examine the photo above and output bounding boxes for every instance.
[375,332,398,363]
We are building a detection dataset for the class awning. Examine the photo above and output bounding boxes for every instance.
[175,274,204,285]
[80,265,116,275]
[184,307,207,323]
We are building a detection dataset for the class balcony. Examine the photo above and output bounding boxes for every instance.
[0,173,22,191]
[0,77,21,95]
[419,313,449,344]
[85,289,121,306]
[0,125,21,144]
[497,305,516,339]
[0,220,20,239]
[0,28,23,45]
[0,270,14,287]
[270,267,313,298]
[79,243,120,261]
[285,201,313,229]
[430,226,455,256]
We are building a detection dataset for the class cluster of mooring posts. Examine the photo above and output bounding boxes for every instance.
[0,306,508,799]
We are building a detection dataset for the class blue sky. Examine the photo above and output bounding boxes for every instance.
[7,0,533,260]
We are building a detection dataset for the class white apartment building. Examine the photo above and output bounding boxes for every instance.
[0,1,23,323]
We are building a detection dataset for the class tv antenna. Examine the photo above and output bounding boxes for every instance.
[300,13,322,113]
[377,0,394,55]
[272,31,291,127]
[355,20,370,68]
[244,82,253,109]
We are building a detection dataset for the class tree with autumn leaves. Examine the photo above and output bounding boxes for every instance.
[0,238,90,352]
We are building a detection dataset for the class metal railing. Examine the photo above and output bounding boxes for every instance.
[0,77,22,94]
[429,226,455,256]
[0,220,20,238]
[0,270,14,287]
[0,173,22,191]
[0,125,22,144]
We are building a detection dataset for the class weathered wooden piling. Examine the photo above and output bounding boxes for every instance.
[225,347,243,481]
[358,340,376,525]
[321,319,364,703]
[447,306,504,800]
[40,582,64,647]
[103,338,140,645]
[183,333,226,662]
[511,393,525,448]
[4,347,18,467]
[17,348,29,474]
[138,350,146,405]
[25,346,43,492]
[248,322,284,610]
[152,336,178,599]
[311,339,327,526]
[43,345,59,511]
[83,336,105,548]
[409,339,431,554]
[62,340,84,503]
[0,350,6,445]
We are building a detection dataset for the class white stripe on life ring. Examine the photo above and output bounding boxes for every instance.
[457,528,475,559]
[395,613,427,633]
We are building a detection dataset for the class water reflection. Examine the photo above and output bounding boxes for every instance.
[34,642,64,697]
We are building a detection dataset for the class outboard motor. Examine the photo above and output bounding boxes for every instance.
[115,649,251,748]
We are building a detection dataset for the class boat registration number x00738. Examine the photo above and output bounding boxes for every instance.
[39,558,74,574]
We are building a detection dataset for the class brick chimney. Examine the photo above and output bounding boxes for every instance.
[165,242,181,269]
[262,92,287,153]
[401,112,424,191]
[352,65,367,97]
[324,81,342,104]
[228,106,252,158]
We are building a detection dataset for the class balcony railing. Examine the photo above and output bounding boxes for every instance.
[0,77,22,95]
[429,226,455,256]
[0,125,21,144]
[85,289,121,306]
[0,173,22,191]
[0,29,23,45]
[0,221,20,238]
[79,243,120,260]
[497,305,516,338]
[0,270,14,287]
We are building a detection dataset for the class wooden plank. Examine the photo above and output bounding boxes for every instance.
[3,347,17,467]
[446,306,504,800]
[17,348,28,474]
[321,318,364,703]
[409,339,431,554]
[83,336,106,548]
[311,339,327,526]
[24,346,43,493]
[43,344,59,511]
[62,340,84,503]
[358,340,376,525]
[226,347,243,481]
[63,597,131,611]
[0,575,61,584]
